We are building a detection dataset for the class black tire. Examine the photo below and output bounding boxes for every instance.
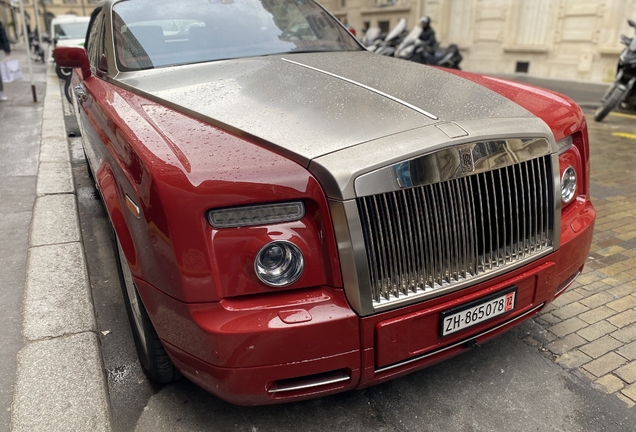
[64,77,72,104]
[594,83,626,122]
[83,149,94,180]
[56,65,72,80]
[112,230,181,384]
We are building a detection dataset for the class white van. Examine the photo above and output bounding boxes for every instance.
[50,15,90,79]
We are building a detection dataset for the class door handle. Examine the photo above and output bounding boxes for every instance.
[74,86,88,103]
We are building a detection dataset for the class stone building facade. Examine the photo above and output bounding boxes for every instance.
[0,0,96,40]
[320,0,636,83]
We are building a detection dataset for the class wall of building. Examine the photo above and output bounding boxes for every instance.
[321,0,636,83]
[0,0,95,41]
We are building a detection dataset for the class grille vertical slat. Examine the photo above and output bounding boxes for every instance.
[358,155,554,305]
[537,159,545,247]
[526,161,539,251]
[400,191,416,291]
[520,163,528,258]
[504,168,513,263]
[360,199,379,301]
[445,182,458,280]
[454,179,468,278]
[392,192,409,296]
[371,196,389,300]
[381,195,398,297]
[465,176,478,276]
[491,171,501,266]
[482,174,494,269]
[541,157,550,247]
[429,186,443,286]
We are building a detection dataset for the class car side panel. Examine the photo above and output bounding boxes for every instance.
[75,76,343,304]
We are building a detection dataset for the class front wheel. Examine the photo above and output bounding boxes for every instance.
[594,83,627,122]
[112,231,180,384]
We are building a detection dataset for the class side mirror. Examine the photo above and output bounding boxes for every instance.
[53,46,91,79]
[629,19,636,28]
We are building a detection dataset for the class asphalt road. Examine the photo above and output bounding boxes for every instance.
[63,76,636,431]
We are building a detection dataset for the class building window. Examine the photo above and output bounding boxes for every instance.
[515,61,530,73]
[63,0,78,4]
[374,0,397,7]
[514,0,553,46]
[378,20,390,34]
[447,0,473,46]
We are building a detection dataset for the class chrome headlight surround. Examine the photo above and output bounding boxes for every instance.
[254,241,304,287]
[561,166,577,204]
[556,135,573,155]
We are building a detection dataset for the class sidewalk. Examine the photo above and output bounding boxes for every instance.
[0,42,46,432]
[0,42,111,432]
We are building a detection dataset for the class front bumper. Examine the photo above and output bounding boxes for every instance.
[137,200,594,405]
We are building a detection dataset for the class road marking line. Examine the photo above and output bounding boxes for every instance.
[609,112,636,119]
[611,132,636,139]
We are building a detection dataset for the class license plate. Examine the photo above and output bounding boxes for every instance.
[440,287,517,337]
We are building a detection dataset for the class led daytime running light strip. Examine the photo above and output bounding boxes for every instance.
[208,201,305,228]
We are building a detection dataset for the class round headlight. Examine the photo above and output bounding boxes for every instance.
[561,166,577,204]
[255,241,304,287]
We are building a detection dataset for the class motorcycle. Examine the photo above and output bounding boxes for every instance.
[372,19,407,57]
[362,27,382,49]
[29,31,46,63]
[394,26,462,69]
[595,19,636,122]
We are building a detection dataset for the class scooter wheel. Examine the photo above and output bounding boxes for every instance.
[594,84,626,122]
[64,77,73,104]
[56,65,72,80]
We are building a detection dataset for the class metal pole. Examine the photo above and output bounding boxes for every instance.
[17,0,36,102]
[32,0,41,48]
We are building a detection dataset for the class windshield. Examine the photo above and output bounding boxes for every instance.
[112,0,361,71]
[54,21,89,40]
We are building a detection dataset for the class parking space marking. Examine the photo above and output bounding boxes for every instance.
[609,112,636,120]
[611,132,636,139]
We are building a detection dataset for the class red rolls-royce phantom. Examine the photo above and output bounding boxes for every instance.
[54,0,595,405]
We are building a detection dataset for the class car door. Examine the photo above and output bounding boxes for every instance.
[72,6,111,186]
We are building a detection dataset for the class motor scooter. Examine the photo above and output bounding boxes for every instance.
[595,19,636,121]
[29,31,45,63]
[394,27,462,69]
[373,19,407,57]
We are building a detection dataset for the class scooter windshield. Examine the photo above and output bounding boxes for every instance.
[112,0,361,71]
[384,18,406,42]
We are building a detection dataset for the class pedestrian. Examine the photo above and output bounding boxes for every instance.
[0,20,10,101]
[417,16,437,64]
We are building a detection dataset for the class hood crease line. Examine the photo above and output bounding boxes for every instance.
[281,57,439,121]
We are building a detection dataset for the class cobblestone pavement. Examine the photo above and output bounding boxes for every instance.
[534,110,636,408]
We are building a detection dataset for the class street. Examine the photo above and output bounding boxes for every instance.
[60,81,636,430]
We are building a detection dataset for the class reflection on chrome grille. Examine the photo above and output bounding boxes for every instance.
[357,156,554,305]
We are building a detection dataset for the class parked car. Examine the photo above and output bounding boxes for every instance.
[55,0,595,406]
[50,15,90,79]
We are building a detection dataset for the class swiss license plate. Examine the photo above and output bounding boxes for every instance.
[440,287,517,337]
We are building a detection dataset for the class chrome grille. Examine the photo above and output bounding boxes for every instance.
[357,155,554,306]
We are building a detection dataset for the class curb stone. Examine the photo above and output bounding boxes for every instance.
[10,64,112,431]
